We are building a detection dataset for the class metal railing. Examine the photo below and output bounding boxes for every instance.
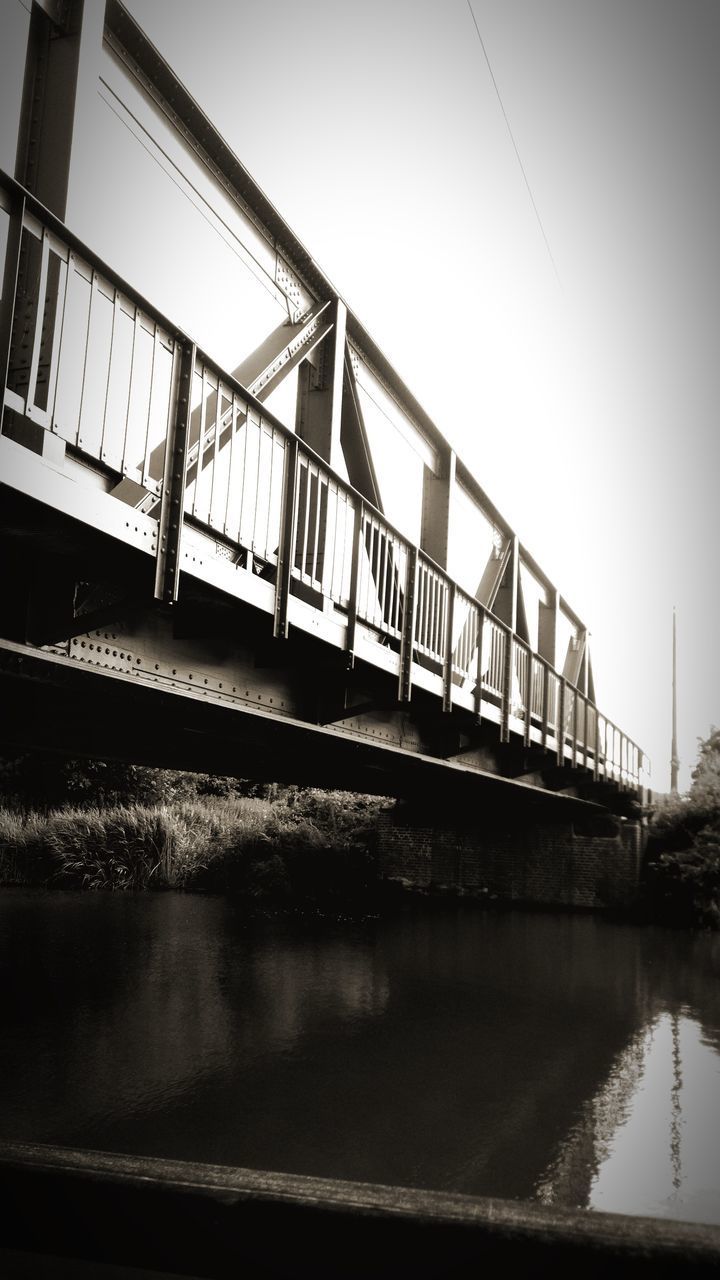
[0,172,643,790]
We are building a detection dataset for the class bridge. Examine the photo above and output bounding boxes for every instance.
[0,0,644,816]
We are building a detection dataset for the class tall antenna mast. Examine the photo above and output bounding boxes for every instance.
[671,607,679,794]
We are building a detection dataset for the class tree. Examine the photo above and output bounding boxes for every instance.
[689,727,720,811]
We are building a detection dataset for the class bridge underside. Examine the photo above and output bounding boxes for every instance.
[0,479,635,819]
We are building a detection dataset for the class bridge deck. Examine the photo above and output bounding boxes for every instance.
[0,0,644,802]
[0,169,641,801]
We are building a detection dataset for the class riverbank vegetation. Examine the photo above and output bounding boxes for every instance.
[0,752,390,912]
[642,728,720,929]
[3,740,720,927]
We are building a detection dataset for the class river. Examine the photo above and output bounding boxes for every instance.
[1,889,719,1226]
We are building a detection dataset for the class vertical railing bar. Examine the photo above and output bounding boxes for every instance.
[473,610,483,718]
[99,285,119,464]
[236,399,246,546]
[361,517,371,622]
[557,678,566,767]
[430,578,438,660]
[501,627,512,742]
[395,542,405,635]
[419,563,427,652]
[433,573,441,658]
[310,468,323,587]
[141,324,159,489]
[121,304,139,476]
[274,434,299,639]
[299,457,312,581]
[388,538,397,634]
[376,528,387,623]
[331,486,339,599]
[25,227,50,415]
[417,560,426,650]
[48,242,73,434]
[252,408,263,555]
[364,518,372,614]
[371,519,384,619]
[376,528,387,624]
[75,268,97,450]
[207,374,222,529]
[191,367,207,520]
[382,533,390,631]
[267,427,281,568]
[399,545,418,703]
[524,646,532,748]
[327,480,338,598]
[42,249,68,431]
[0,193,26,416]
[572,688,578,768]
[346,498,363,663]
[223,392,237,540]
[541,661,549,749]
[442,583,455,713]
[310,465,321,586]
[154,341,195,603]
[361,514,371,624]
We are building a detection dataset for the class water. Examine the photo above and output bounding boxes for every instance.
[1,889,720,1225]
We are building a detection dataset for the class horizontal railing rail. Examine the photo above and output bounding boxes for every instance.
[0,171,644,790]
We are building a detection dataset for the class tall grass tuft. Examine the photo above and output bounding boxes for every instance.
[0,790,390,910]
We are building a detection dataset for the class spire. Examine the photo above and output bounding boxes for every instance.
[671,608,679,794]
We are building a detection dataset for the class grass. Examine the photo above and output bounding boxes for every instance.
[0,790,390,911]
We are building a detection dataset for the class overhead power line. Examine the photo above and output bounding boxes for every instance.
[465,0,562,289]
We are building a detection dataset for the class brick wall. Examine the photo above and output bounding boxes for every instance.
[378,802,644,911]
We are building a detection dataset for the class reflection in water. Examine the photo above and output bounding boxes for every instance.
[1,891,720,1225]
[584,1013,720,1225]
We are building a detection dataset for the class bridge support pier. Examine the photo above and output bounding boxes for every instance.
[378,802,644,912]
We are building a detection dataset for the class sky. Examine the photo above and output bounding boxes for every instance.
[40,0,720,790]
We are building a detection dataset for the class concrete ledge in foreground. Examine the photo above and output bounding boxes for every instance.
[0,1140,718,1278]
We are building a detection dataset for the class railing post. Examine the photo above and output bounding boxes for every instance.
[557,677,566,767]
[501,630,512,743]
[345,498,364,666]
[473,607,485,724]
[273,434,299,640]
[0,190,25,408]
[398,545,418,704]
[442,581,455,713]
[571,688,579,768]
[154,340,195,604]
[594,710,601,782]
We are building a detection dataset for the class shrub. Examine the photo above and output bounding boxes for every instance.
[642,728,720,928]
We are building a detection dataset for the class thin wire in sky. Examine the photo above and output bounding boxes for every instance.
[465,0,562,289]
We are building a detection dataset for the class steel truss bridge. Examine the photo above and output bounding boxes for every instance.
[0,0,644,812]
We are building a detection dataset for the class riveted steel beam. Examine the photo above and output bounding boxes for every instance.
[233,300,333,402]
